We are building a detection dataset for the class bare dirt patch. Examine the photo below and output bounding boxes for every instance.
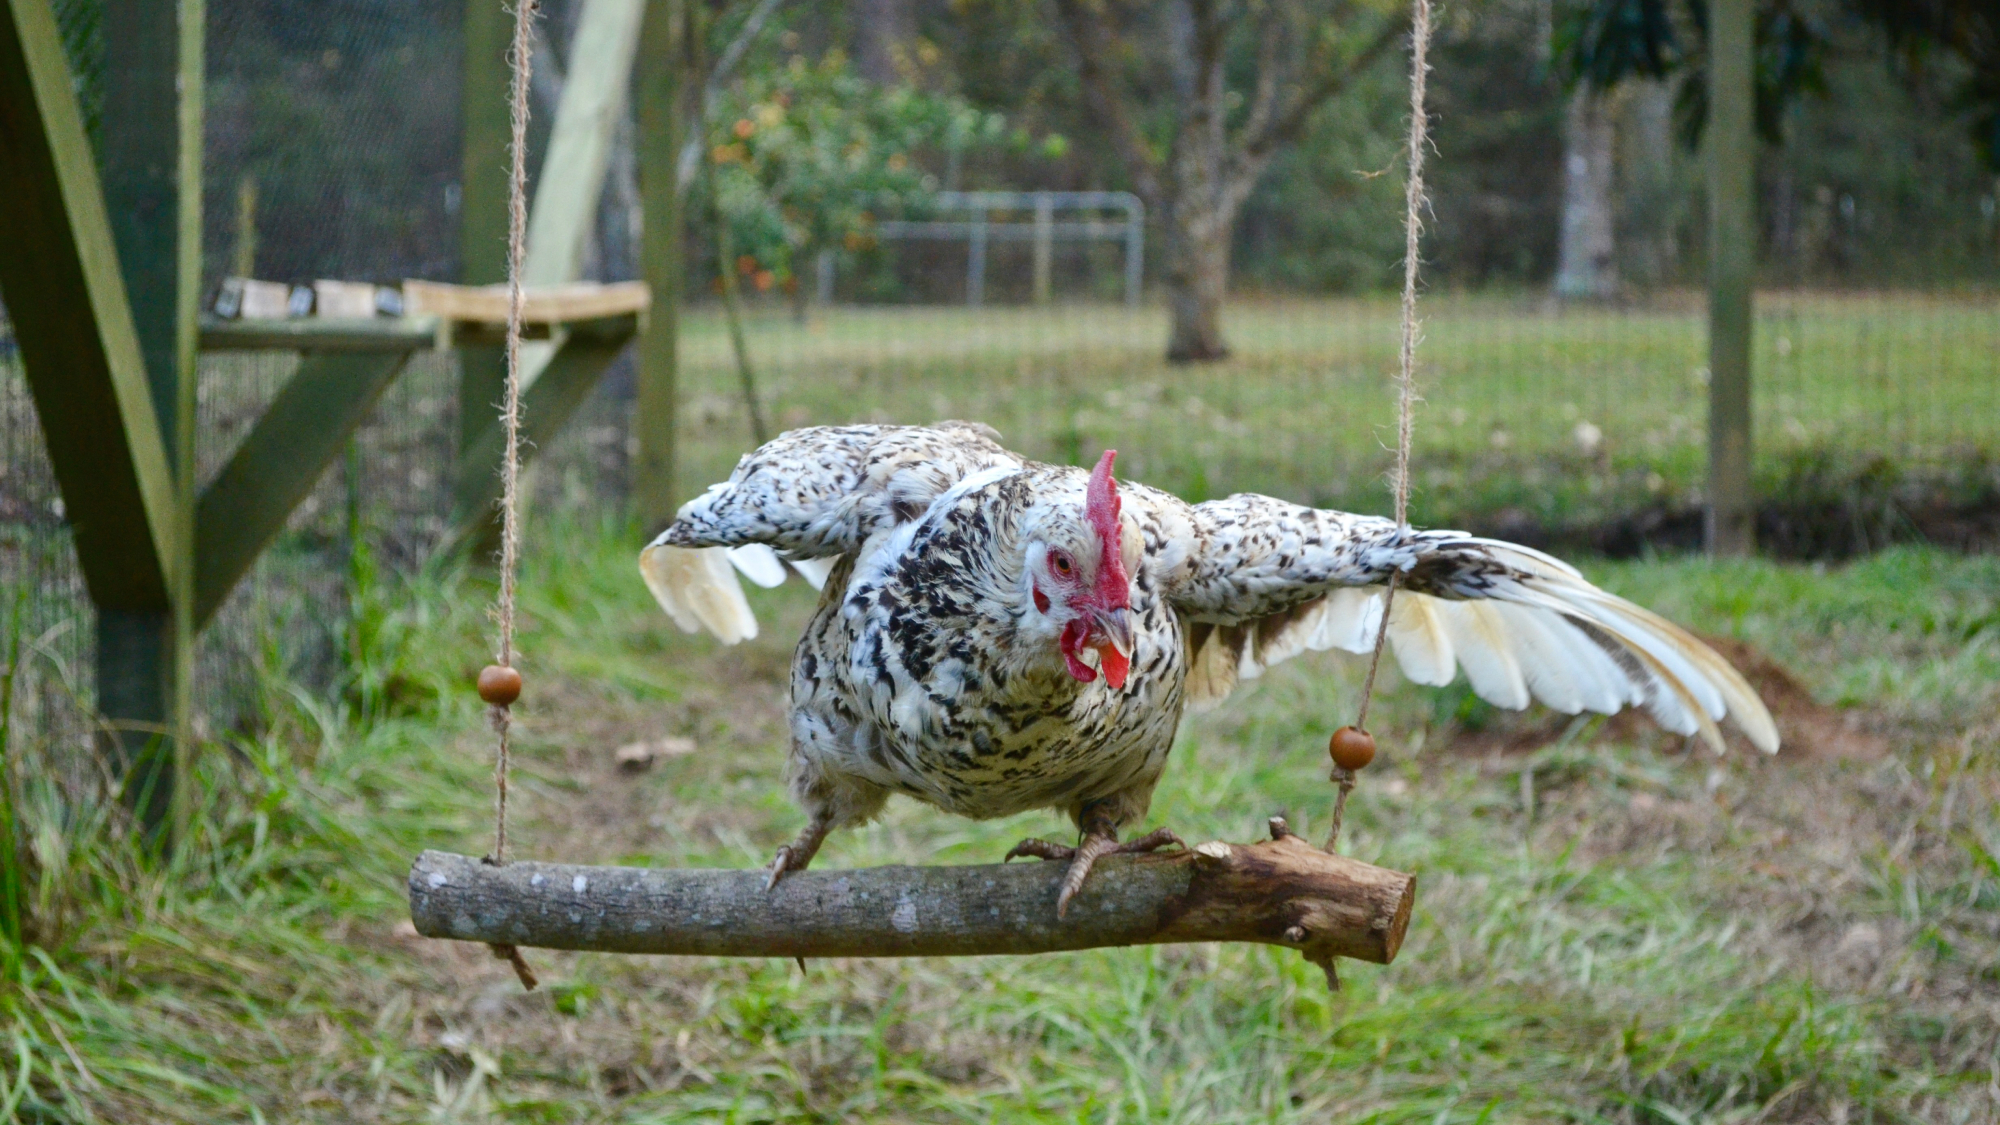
[1440,634,1892,761]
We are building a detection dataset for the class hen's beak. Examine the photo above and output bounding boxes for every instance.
[1093,606,1134,658]
[1092,606,1134,690]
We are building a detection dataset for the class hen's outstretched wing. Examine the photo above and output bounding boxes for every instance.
[639,423,1021,643]
[1163,494,1779,754]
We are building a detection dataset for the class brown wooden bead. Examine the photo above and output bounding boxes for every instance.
[1328,725,1377,771]
[478,664,523,706]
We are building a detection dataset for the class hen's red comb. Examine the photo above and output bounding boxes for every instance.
[1086,451,1127,597]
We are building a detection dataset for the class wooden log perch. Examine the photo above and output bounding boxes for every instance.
[408,827,1415,978]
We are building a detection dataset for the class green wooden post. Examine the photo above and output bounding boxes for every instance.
[458,0,511,557]
[633,0,684,530]
[98,0,201,839]
[1705,0,1755,557]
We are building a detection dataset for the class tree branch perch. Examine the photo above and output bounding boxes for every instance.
[409,833,1414,979]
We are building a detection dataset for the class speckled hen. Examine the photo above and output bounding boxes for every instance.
[642,423,1778,916]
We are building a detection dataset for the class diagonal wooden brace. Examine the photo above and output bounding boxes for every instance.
[0,0,178,612]
[193,351,414,628]
[448,323,638,550]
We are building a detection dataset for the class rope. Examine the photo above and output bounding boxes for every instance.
[1330,0,1433,852]
[492,0,535,867]
[483,0,539,992]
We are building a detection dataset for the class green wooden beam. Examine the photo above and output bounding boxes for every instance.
[199,315,442,353]
[449,328,638,547]
[192,351,413,629]
[1705,0,1755,556]
[632,0,684,529]
[0,0,179,610]
[459,0,511,497]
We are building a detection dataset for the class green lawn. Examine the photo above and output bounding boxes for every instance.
[6,519,1997,1122]
[668,293,2000,530]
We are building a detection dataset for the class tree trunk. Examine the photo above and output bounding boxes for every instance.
[1553,90,1618,300]
[853,0,914,85]
[1162,32,1243,366]
[1165,201,1233,362]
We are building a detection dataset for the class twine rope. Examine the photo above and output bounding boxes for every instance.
[1331,0,1433,851]
[478,0,541,993]
[490,0,536,868]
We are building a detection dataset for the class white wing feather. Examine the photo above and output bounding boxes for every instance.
[1171,496,1778,754]
[726,543,789,588]
[1386,594,1456,687]
[638,544,759,644]
[788,556,836,590]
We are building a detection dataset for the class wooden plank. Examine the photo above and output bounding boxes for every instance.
[524,0,646,287]
[449,328,637,546]
[0,0,179,610]
[1705,0,1755,556]
[632,0,685,528]
[199,315,442,353]
[103,0,187,465]
[409,831,1415,982]
[403,279,651,324]
[192,352,412,628]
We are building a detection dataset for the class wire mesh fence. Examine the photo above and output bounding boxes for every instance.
[3,0,1998,742]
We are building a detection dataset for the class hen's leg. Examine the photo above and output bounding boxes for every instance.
[1006,805,1185,918]
[767,740,889,891]
[765,816,831,890]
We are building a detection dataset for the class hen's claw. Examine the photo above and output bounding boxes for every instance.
[764,819,832,891]
[1005,827,1188,918]
[765,845,802,891]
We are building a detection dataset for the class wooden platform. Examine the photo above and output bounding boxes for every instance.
[199,281,651,354]
[401,280,650,325]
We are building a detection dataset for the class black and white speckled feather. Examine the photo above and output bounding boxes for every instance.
[640,423,1780,876]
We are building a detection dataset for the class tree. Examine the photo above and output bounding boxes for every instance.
[1552,89,1619,299]
[1051,0,1405,362]
[1556,0,2000,169]
[704,53,1004,314]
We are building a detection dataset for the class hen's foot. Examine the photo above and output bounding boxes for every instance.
[1005,827,1186,918]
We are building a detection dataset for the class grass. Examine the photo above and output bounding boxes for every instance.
[4,514,1998,1122]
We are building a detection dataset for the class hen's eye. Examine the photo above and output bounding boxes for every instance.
[1051,552,1074,576]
